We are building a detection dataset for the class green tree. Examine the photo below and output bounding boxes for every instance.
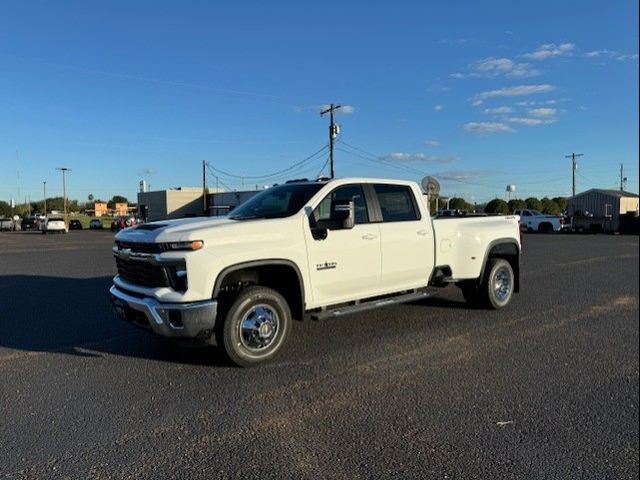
[449,197,472,211]
[508,199,527,212]
[525,197,542,211]
[552,196,568,212]
[108,195,129,209]
[0,201,11,217]
[541,197,561,215]
[484,199,509,214]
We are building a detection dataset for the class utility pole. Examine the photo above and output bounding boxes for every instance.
[202,160,207,215]
[56,167,71,222]
[320,104,342,178]
[620,163,627,191]
[43,181,47,216]
[565,153,583,197]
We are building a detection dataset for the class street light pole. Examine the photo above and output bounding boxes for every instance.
[55,167,71,222]
[43,181,47,216]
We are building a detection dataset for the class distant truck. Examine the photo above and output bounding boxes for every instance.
[111,177,522,366]
[514,209,563,233]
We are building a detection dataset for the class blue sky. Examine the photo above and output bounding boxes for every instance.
[1,0,638,204]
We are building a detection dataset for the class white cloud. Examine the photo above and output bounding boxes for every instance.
[381,153,457,163]
[524,43,576,60]
[439,38,468,46]
[507,117,543,126]
[528,107,556,117]
[434,105,443,111]
[616,54,639,61]
[453,57,539,79]
[585,49,638,61]
[471,84,556,105]
[585,49,612,58]
[437,170,498,181]
[424,140,440,147]
[475,57,540,77]
[464,122,514,134]
[474,57,514,74]
[484,106,513,114]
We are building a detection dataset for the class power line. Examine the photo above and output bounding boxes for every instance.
[338,141,502,189]
[206,144,329,180]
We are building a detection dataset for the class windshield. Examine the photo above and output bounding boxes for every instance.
[229,183,324,220]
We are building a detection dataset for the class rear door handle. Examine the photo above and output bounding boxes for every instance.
[362,233,378,240]
[417,229,429,236]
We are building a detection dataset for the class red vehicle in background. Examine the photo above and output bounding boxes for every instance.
[111,216,138,232]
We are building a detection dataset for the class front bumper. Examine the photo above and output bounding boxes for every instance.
[110,286,218,339]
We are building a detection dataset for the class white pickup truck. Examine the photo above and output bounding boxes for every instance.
[514,208,563,233]
[110,178,521,366]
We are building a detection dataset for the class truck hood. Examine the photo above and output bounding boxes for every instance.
[115,215,298,245]
[116,217,238,242]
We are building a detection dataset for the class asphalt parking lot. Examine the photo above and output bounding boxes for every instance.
[0,230,638,479]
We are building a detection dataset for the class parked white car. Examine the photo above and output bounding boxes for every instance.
[514,209,563,233]
[111,177,522,366]
[41,217,68,234]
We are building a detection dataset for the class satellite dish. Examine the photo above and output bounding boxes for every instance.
[421,176,441,195]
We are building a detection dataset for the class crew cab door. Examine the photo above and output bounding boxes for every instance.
[371,183,434,290]
[303,184,381,306]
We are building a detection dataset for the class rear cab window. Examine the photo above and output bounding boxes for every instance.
[373,184,420,222]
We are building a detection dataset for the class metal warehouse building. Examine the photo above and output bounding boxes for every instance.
[137,187,207,222]
[568,189,639,233]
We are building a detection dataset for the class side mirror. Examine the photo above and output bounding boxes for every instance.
[331,199,355,229]
[317,199,355,231]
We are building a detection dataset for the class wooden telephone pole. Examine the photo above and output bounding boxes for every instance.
[320,104,342,178]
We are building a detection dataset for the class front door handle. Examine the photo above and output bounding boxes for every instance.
[417,229,429,236]
[362,233,378,240]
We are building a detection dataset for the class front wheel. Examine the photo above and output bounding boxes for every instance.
[216,286,291,367]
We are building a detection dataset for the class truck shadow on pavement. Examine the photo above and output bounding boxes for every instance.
[0,275,233,367]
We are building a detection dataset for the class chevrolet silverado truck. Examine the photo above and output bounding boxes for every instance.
[110,178,521,366]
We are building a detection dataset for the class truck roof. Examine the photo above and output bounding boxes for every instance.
[285,177,419,188]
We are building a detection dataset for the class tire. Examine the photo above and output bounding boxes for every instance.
[216,286,291,367]
[480,258,514,309]
[538,222,552,234]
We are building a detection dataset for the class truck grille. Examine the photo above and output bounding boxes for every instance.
[115,257,169,288]
[115,241,163,254]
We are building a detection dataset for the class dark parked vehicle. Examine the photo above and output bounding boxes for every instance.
[69,219,83,230]
[89,219,103,230]
[20,217,38,230]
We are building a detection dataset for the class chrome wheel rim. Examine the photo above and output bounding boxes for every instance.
[493,267,511,301]
[239,304,279,351]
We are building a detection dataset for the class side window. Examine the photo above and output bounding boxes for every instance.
[522,211,532,217]
[314,184,369,224]
[374,184,420,222]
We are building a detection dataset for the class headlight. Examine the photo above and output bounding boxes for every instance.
[162,240,204,251]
